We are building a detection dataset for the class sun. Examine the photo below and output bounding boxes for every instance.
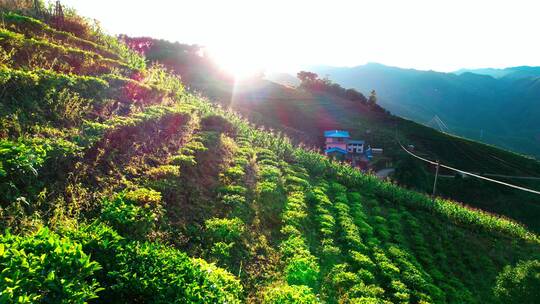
[206,45,263,80]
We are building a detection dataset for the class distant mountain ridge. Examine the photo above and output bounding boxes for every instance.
[297,63,540,157]
[454,66,540,79]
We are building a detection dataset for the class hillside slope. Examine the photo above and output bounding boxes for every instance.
[128,37,540,233]
[199,77,540,234]
[308,63,540,158]
[1,5,540,304]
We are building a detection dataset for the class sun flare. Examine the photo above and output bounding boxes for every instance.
[207,46,265,79]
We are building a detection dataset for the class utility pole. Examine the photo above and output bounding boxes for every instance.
[432,160,440,196]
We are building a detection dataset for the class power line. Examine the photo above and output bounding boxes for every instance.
[397,141,540,196]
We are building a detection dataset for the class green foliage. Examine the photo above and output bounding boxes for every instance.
[219,184,247,196]
[148,164,181,180]
[205,217,245,242]
[100,189,163,239]
[393,156,431,192]
[2,12,121,60]
[110,242,242,303]
[63,222,243,303]
[262,284,319,304]
[170,154,196,166]
[0,228,102,303]
[210,241,234,260]
[0,137,79,204]
[285,256,320,288]
[494,260,540,303]
[0,66,109,135]
[79,104,191,147]
[59,222,124,281]
[0,28,131,75]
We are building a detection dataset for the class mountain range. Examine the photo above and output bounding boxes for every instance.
[269,63,540,158]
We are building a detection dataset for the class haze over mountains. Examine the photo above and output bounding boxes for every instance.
[268,63,540,158]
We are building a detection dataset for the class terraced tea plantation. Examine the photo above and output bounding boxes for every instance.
[1,6,539,303]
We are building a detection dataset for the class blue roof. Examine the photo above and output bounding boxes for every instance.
[324,130,350,138]
[325,147,348,154]
[348,140,365,144]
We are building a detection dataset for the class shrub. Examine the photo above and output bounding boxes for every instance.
[0,137,79,204]
[110,242,242,303]
[279,235,311,260]
[170,154,196,166]
[219,185,247,196]
[147,164,181,180]
[221,194,247,207]
[63,223,243,303]
[100,188,163,239]
[494,260,540,303]
[60,221,123,283]
[327,263,359,291]
[179,140,207,155]
[285,256,320,288]
[123,187,162,206]
[201,114,235,135]
[221,165,245,182]
[350,250,376,271]
[349,297,389,304]
[0,228,101,303]
[262,284,319,304]
[205,217,245,242]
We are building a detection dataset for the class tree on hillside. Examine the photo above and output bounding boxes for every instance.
[297,71,318,83]
[368,90,377,106]
[296,71,367,104]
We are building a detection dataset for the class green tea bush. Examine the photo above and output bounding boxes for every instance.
[279,235,311,260]
[59,222,123,282]
[221,193,247,207]
[0,28,130,76]
[0,137,79,204]
[221,165,246,183]
[310,184,343,264]
[201,114,236,135]
[219,185,247,195]
[210,241,234,260]
[326,263,359,291]
[285,256,320,288]
[79,104,191,147]
[64,222,243,303]
[147,164,181,180]
[100,188,163,239]
[262,284,319,304]
[205,217,245,265]
[2,12,121,61]
[0,228,101,303]
[170,153,197,167]
[494,260,540,303]
[205,217,245,242]
[110,242,243,303]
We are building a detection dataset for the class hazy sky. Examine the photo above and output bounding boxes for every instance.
[63,0,540,74]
